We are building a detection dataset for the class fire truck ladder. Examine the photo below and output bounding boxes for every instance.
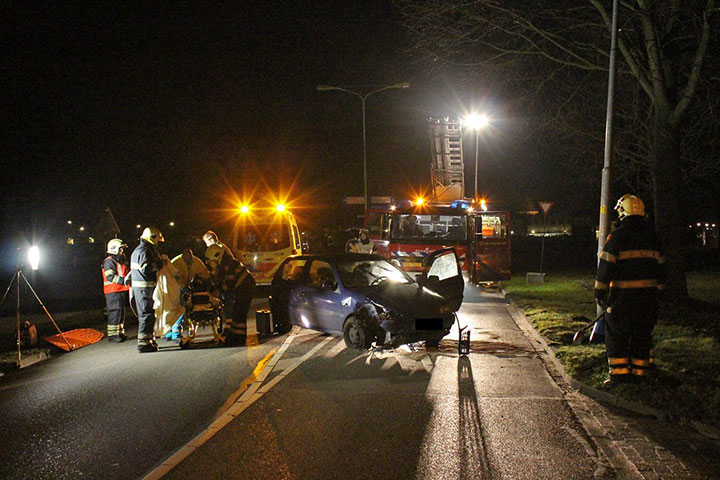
[428,117,465,202]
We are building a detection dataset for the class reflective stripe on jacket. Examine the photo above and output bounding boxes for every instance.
[130,240,162,290]
[102,255,130,294]
[595,216,665,299]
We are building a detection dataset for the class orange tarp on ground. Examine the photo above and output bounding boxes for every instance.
[45,328,104,351]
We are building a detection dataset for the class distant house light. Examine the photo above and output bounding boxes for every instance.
[67,220,72,225]
[66,238,74,245]
[79,226,85,232]
[88,237,95,244]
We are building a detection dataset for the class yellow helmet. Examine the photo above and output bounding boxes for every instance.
[615,194,645,219]
[204,244,225,274]
[107,238,127,255]
[141,226,164,245]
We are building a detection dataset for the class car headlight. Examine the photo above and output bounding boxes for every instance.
[439,304,453,315]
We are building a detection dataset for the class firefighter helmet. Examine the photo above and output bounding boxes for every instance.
[204,244,225,274]
[615,194,645,219]
[141,226,164,245]
[107,238,127,255]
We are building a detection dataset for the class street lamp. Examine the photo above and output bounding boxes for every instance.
[317,82,410,217]
[462,113,490,201]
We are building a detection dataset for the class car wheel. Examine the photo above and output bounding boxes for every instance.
[343,316,372,350]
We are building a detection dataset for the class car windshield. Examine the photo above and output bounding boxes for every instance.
[336,259,413,288]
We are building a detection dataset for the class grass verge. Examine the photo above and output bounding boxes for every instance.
[502,271,720,427]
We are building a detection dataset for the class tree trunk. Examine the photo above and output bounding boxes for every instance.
[650,109,688,300]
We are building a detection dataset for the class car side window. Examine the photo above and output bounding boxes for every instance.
[281,259,307,282]
[428,252,459,281]
[308,260,336,290]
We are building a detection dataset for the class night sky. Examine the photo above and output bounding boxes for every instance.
[2,2,567,253]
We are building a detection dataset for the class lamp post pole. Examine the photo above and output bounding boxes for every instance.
[317,83,410,218]
[463,113,489,202]
[598,0,619,315]
[474,128,480,200]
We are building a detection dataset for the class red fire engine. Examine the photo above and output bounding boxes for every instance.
[366,117,511,282]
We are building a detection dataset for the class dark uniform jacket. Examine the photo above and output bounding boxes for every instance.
[130,240,163,290]
[595,216,665,306]
[210,254,253,293]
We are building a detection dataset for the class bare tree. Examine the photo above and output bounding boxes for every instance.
[398,0,719,298]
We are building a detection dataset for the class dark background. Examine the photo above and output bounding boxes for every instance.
[2,2,717,281]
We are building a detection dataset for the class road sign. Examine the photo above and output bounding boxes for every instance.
[344,196,365,205]
[538,201,554,215]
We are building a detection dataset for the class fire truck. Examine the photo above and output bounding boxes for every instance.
[367,117,511,282]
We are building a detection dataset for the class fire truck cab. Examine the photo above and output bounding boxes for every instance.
[367,201,510,283]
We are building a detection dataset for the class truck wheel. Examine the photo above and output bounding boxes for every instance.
[343,317,372,350]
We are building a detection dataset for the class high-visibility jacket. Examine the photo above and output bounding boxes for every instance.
[170,253,210,288]
[130,239,163,290]
[595,215,665,303]
[102,254,130,294]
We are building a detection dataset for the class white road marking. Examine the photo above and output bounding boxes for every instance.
[142,326,332,480]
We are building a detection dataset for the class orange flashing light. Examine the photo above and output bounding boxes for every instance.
[240,205,250,214]
[416,197,424,206]
[276,204,286,212]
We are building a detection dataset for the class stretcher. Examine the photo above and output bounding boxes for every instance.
[178,288,225,349]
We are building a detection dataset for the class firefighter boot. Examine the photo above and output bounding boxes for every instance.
[138,343,158,353]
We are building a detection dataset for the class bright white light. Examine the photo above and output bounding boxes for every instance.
[301,315,310,328]
[79,226,85,232]
[169,221,175,227]
[697,223,702,227]
[276,204,286,212]
[240,205,249,214]
[463,113,490,131]
[67,220,72,225]
[136,224,142,229]
[28,246,40,271]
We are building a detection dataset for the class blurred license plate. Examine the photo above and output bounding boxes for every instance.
[415,318,443,330]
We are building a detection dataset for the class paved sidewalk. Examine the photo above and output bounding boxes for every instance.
[508,302,720,479]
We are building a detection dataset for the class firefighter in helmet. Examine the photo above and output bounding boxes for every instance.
[103,238,130,342]
[130,226,166,353]
[205,243,255,346]
[595,194,665,385]
[203,230,236,260]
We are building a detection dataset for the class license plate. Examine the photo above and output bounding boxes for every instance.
[415,318,443,330]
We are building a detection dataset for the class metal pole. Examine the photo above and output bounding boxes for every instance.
[362,96,368,219]
[16,270,21,367]
[598,0,619,315]
[540,214,547,273]
[474,128,480,200]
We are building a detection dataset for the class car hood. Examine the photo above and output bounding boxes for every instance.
[354,281,448,315]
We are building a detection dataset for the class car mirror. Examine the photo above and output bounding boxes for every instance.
[424,274,440,289]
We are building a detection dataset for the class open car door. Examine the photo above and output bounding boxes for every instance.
[421,247,464,312]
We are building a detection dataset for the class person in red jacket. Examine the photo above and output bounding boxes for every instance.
[103,238,131,342]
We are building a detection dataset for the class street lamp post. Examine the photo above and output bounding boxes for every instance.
[462,113,489,201]
[317,82,410,217]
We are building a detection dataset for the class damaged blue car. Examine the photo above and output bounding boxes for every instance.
[269,248,464,350]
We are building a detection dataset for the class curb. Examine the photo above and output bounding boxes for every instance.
[503,292,720,441]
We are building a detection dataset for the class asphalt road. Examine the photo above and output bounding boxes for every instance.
[162,285,600,479]
[0,298,282,480]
